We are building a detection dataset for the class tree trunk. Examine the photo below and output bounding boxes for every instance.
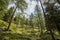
[47,18,55,40]
[39,0,55,40]
[37,14,42,39]
[49,27,56,40]
[6,7,17,31]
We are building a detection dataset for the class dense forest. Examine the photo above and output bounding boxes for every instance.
[0,0,60,40]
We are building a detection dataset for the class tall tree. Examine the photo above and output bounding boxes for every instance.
[45,0,60,34]
[35,1,44,39]
[39,0,56,40]
[6,0,27,31]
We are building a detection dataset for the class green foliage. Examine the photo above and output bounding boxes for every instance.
[0,0,8,10]
[0,20,7,29]
[45,1,60,32]
[0,0,60,40]
[10,0,27,13]
[3,7,14,23]
[43,0,60,40]
[0,0,8,20]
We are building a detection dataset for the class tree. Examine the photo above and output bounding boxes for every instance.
[35,0,46,40]
[39,0,56,40]
[45,0,60,33]
[6,0,27,31]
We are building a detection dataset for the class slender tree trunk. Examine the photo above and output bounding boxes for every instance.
[36,0,43,39]
[6,7,17,31]
[39,0,55,40]
[47,16,55,40]
[37,14,42,39]
[6,0,20,31]
[37,19,42,40]
[49,27,56,40]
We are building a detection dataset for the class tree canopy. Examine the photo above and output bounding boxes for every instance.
[0,0,60,40]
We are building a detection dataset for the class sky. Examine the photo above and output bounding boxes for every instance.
[24,0,44,17]
[24,0,37,15]
[8,0,43,18]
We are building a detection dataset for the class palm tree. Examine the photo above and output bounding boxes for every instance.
[6,0,27,31]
